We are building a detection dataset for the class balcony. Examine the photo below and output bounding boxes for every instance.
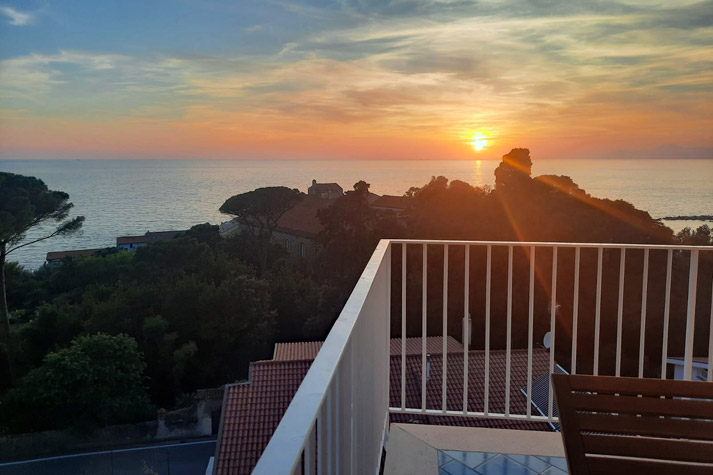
[252,240,713,474]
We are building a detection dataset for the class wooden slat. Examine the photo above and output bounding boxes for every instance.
[587,456,713,475]
[551,374,589,473]
[567,374,713,399]
[582,434,713,463]
[570,393,713,419]
[578,413,713,440]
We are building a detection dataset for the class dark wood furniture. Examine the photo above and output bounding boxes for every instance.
[552,373,713,475]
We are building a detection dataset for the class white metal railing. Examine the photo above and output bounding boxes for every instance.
[253,240,391,475]
[253,240,712,474]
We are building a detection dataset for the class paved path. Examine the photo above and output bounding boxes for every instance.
[0,439,216,475]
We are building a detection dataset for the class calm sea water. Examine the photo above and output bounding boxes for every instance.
[1,159,712,269]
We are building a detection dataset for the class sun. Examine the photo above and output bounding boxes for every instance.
[469,132,489,151]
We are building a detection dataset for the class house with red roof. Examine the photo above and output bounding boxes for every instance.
[210,337,557,474]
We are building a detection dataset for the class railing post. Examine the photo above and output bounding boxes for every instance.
[527,245,535,418]
[616,248,626,377]
[442,244,449,413]
[661,249,673,379]
[549,246,558,419]
[638,248,649,378]
[505,245,513,416]
[484,245,492,416]
[422,243,427,411]
[571,247,580,375]
[463,245,470,414]
[684,249,699,381]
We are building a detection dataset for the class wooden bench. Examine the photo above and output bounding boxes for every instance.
[552,373,713,474]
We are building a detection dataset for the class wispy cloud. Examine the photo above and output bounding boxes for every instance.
[0,5,33,26]
[0,0,710,159]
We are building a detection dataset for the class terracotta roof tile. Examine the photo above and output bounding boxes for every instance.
[390,336,464,356]
[273,337,463,361]
[214,347,554,474]
[215,359,312,475]
[272,341,323,361]
[274,195,331,237]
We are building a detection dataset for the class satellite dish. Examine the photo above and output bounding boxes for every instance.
[543,332,552,349]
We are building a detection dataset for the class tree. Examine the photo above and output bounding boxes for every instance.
[0,172,84,380]
[494,148,532,191]
[0,333,154,432]
[219,187,302,272]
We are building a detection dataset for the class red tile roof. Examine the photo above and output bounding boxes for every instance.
[272,337,464,361]
[272,341,323,361]
[214,347,553,474]
[390,336,464,356]
[389,349,553,431]
[215,359,312,475]
[274,195,332,237]
[371,194,409,210]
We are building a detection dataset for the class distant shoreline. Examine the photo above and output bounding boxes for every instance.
[662,215,713,222]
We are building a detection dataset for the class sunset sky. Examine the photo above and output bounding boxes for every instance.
[0,0,711,160]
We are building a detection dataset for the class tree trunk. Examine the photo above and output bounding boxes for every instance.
[0,243,14,383]
[0,243,9,336]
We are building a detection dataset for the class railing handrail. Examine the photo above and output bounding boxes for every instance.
[388,239,711,250]
[252,239,391,474]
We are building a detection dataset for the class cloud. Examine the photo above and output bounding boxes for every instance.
[0,5,33,25]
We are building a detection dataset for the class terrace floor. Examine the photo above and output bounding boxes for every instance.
[384,424,568,475]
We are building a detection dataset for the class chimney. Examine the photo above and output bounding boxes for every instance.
[312,179,317,186]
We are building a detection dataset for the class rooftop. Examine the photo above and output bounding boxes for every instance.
[46,248,104,261]
[214,343,553,474]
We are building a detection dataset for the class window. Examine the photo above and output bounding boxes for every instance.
[284,239,291,251]
[300,243,306,257]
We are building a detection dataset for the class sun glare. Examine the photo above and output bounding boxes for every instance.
[469,132,489,151]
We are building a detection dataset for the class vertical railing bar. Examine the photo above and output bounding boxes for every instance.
[638,248,650,378]
[305,425,315,475]
[463,245,470,414]
[594,247,603,376]
[571,247,580,375]
[548,246,558,420]
[422,243,427,411]
[317,398,325,475]
[401,244,406,410]
[661,249,673,379]
[616,248,626,377]
[683,249,699,381]
[484,245,491,416]
[505,245,513,417]
[335,367,340,472]
[442,244,449,413]
[527,245,535,418]
[708,276,713,382]
[326,386,332,474]
[350,339,356,474]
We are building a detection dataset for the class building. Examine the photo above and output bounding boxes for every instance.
[116,230,183,251]
[220,194,332,258]
[45,248,104,265]
[667,356,709,381]
[211,337,555,474]
[371,194,409,213]
[307,180,343,200]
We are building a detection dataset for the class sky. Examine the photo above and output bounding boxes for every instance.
[0,0,711,160]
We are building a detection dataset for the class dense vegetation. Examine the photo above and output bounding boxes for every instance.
[1,149,710,435]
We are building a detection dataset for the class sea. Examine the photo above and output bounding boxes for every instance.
[1,158,712,270]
